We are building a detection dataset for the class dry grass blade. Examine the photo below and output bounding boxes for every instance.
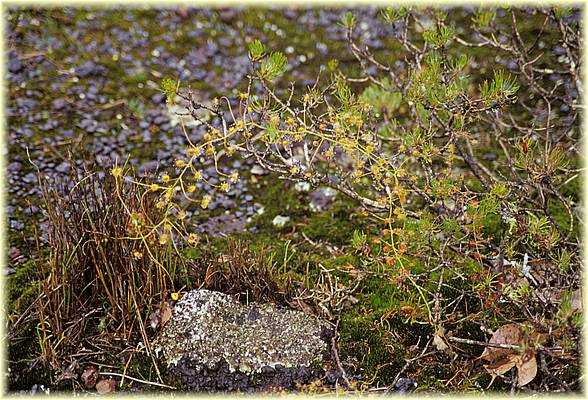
[32,157,182,381]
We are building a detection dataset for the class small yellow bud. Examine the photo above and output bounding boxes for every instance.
[219,182,230,192]
[162,174,170,183]
[188,233,199,245]
[187,146,202,157]
[110,167,123,178]
[175,159,186,168]
[158,233,169,245]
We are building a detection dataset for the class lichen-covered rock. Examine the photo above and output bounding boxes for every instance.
[154,289,331,376]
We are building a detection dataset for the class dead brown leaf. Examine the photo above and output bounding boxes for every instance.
[516,349,538,386]
[481,324,524,364]
[433,327,449,352]
[148,309,160,329]
[160,301,172,327]
[484,357,517,376]
[81,366,98,389]
[96,379,116,394]
[481,323,537,387]
[149,301,173,329]
[399,305,416,317]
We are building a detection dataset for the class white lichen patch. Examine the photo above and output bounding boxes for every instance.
[154,290,328,374]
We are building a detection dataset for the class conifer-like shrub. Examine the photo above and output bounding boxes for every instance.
[124,6,582,390]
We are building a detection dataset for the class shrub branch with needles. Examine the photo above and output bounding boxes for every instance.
[118,6,580,390]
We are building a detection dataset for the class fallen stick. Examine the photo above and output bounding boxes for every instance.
[448,336,524,350]
[100,372,176,390]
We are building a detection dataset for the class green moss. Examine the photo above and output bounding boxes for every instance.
[416,362,454,390]
[339,314,405,385]
[301,203,359,246]
[548,198,579,239]
[559,173,580,201]
[480,213,503,237]
[250,178,306,231]
[7,258,42,313]
[7,322,51,391]
[127,352,165,384]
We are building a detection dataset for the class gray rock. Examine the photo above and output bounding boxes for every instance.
[23,205,40,217]
[155,289,329,374]
[251,165,268,175]
[309,187,337,212]
[8,58,23,74]
[76,61,101,78]
[10,220,24,231]
[294,181,311,192]
[394,377,417,393]
[272,215,290,227]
